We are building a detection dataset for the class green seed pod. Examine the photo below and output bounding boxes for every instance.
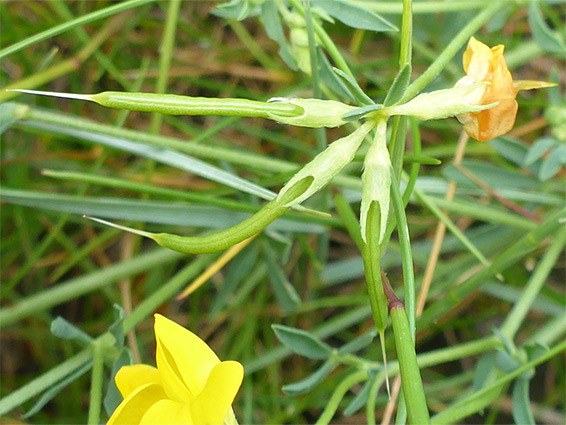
[14,90,355,128]
[88,177,313,255]
[277,121,374,208]
[360,119,391,244]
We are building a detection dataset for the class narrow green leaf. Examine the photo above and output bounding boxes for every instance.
[282,361,335,395]
[51,317,94,346]
[261,1,297,69]
[312,0,397,32]
[332,67,374,106]
[272,324,332,360]
[342,104,383,121]
[472,352,497,392]
[511,379,535,425]
[384,63,412,106]
[0,189,325,234]
[317,49,356,102]
[528,1,566,53]
[338,328,377,354]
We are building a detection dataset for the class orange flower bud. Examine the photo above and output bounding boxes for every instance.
[456,37,555,142]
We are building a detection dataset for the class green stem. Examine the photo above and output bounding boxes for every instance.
[315,371,367,425]
[390,171,416,339]
[400,0,505,103]
[383,274,429,424]
[150,0,181,134]
[500,227,566,340]
[399,0,413,68]
[0,0,155,60]
[87,341,105,425]
[354,0,492,14]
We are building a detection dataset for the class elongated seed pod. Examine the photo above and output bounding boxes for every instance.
[14,90,356,128]
[362,201,389,333]
[90,177,313,255]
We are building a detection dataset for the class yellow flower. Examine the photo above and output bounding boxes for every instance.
[456,36,555,141]
[107,314,244,425]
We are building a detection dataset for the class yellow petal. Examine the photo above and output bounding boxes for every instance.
[513,80,558,92]
[115,365,161,399]
[192,361,244,424]
[154,314,220,398]
[139,399,194,425]
[463,36,493,79]
[107,383,167,425]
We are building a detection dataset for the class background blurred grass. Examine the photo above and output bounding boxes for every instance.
[1,1,564,424]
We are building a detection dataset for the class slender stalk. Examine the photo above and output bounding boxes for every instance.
[315,371,368,425]
[87,341,105,425]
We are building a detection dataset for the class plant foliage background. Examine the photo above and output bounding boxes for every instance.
[0,0,565,424]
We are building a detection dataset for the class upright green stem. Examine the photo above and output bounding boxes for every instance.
[87,341,105,425]
[383,274,430,424]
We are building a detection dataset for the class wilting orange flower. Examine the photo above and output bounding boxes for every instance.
[456,37,554,141]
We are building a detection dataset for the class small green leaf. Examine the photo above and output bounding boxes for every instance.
[472,352,496,392]
[495,348,522,374]
[384,64,412,106]
[317,49,356,102]
[104,348,134,417]
[333,67,374,106]
[338,328,377,354]
[343,380,371,416]
[272,324,332,360]
[512,379,535,425]
[488,137,528,166]
[212,0,252,21]
[342,104,383,121]
[528,1,566,53]
[263,243,301,314]
[312,0,397,32]
[51,317,93,346]
[261,1,297,70]
[282,361,335,395]
[538,147,563,180]
[109,305,126,347]
[524,137,556,165]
